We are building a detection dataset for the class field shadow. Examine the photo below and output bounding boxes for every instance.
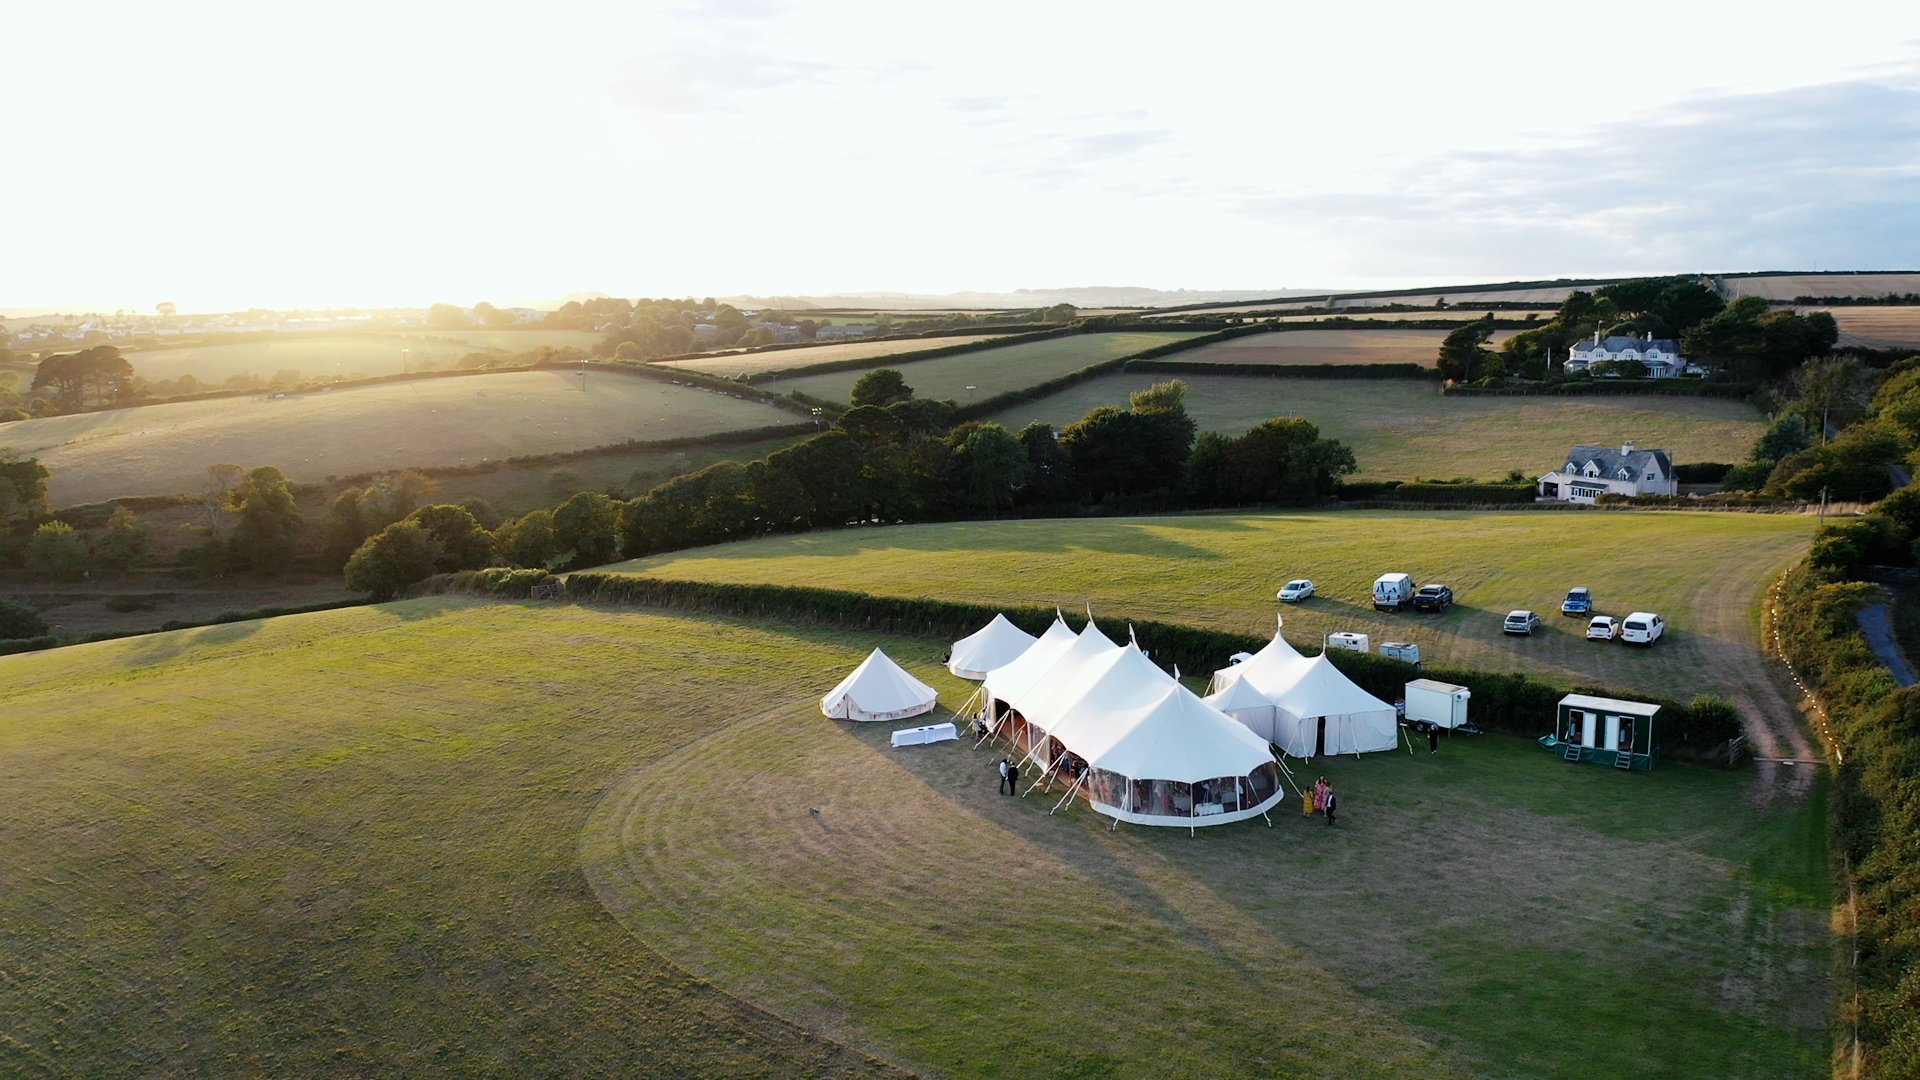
[665,518,1224,564]
[125,619,263,666]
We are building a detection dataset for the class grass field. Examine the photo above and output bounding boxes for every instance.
[606,510,1815,703]
[653,333,1019,378]
[123,330,603,384]
[0,599,1830,1076]
[985,375,1765,481]
[1144,289,1582,317]
[1808,306,1920,348]
[1266,310,1556,323]
[769,331,1204,404]
[1160,328,1519,366]
[0,369,797,505]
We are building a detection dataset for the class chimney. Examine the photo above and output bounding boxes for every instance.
[1593,329,1600,345]
[1621,442,1635,455]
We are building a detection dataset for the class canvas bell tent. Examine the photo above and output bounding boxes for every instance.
[948,613,1038,680]
[1265,654,1399,758]
[821,649,939,722]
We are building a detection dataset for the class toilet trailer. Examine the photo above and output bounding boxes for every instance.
[1548,693,1660,771]
[1404,679,1470,729]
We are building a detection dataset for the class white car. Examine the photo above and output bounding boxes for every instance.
[1277,579,1316,602]
[1503,610,1541,635]
[1586,615,1619,641]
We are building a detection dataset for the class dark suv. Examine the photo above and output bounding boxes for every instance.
[1411,584,1454,612]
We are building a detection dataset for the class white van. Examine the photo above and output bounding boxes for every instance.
[1373,573,1415,611]
[1620,611,1665,645]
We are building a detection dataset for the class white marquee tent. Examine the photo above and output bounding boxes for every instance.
[1203,674,1281,744]
[948,613,1038,680]
[1076,684,1287,828]
[983,619,1115,722]
[1210,619,1310,697]
[1264,653,1399,757]
[821,648,939,722]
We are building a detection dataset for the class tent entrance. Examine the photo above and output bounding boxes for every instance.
[1315,717,1328,757]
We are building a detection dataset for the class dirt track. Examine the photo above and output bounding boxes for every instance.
[1701,573,1819,803]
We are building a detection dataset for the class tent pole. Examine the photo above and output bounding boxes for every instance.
[1021,756,1061,797]
[1049,770,1087,815]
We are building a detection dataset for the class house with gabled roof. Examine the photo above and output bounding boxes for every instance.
[1565,331,1695,377]
[1537,442,1677,503]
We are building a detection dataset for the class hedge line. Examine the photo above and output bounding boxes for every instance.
[1443,380,1760,399]
[410,568,558,598]
[556,573,1739,759]
[0,635,58,656]
[1772,559,1920,1075]
[1385,482,1537,504]
[1126,360,1436,380]
[731,327,1073,384]
[951,324,1266,423]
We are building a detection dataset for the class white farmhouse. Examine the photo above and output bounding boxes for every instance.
[1564,331,1695,378]
[1537,442,1677,503]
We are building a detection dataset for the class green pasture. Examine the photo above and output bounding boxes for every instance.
[122,330,601,384]
[1160,328,1518,366]
[0,369,797,505]
[987,375,1766,481]
[767,331,1204,404]
[653,333,1019,378]
[608,509,1816,701]
[0,600,1828,1076]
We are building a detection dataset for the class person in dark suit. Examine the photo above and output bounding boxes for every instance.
[1324,785,1338,826]
[1428,727,1440,755]
[1009,760,1021,795]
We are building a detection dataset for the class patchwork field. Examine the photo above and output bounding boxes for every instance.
[769,331,1205,404]
[607,510,1815,705]
[1267,310,1556,323]
[1809,306,1920,349]
[986,375,1765,480]
[0,599,1829,1077]
[1726,273,1920,301]
[652,333,1018,378]
[1159,328,1519,366]
[0,369,797,505]
[1146,288,1586,317]
[122,330,603,383]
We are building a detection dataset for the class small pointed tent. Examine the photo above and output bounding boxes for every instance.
[821,649,938,722]
[1265,653,1398,757]
[1204,675,1281,743]
[948,613,1038,680]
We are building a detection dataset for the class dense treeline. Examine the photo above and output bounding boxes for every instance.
[1718,354,1920,500]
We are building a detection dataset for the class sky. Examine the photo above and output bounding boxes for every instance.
[5,0,1918,313]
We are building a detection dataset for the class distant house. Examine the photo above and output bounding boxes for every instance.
[1564,331,1695,378]
[814,323,876,340]
[1537,443,1677,502]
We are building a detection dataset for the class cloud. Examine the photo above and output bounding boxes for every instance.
[1232,71,1920,275]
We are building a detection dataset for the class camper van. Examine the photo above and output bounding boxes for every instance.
[1621,612,1665,645]
[1372,573,1415,611]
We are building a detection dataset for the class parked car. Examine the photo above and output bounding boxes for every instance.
[1277,579,1316,602]
[1621,611,1665,645]
[1503,610,1541,635]
[1411,584,1455,612]
[1373,573,1415,611]
[1586,615,1619,641]
[1561,587,1592,616]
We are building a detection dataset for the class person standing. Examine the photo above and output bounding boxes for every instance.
[1324,784,1338,826]
[1313,775,1329,816]
[1428,727,1440,755]
[998,757,1011,795]
[1009,760,1021,795]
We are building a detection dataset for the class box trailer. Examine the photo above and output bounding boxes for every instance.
[1379,641,1421,664]
[1404,678,1470,729]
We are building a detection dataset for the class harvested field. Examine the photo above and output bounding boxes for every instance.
[1159,328,1518,366]
[1266,310,1556,323]
[0,369,797,505]
[1725,273,1920,301]
[653,333,1018,378]
[1806,306,1920,349]
[0,599,1829,1077]
[985,374,1764,481]
[771,331,1204,404]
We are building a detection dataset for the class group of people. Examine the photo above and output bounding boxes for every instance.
[997,756,1021,795]
[1304,774,1339,825]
